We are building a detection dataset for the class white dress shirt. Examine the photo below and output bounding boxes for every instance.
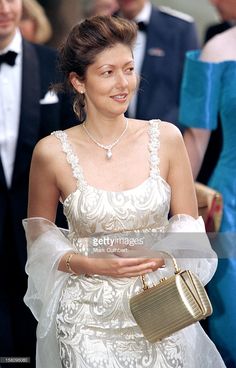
[0,29,22,187]
[128,1,152,118]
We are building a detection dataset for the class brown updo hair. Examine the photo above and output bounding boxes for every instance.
[58,15,137,121]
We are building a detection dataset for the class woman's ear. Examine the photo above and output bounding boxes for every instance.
[69,72,85,94]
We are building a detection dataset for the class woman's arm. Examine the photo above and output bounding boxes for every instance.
[28,136,60,221]
[183,127,211,180]
[163,123,198,217]
[153,123,218,285]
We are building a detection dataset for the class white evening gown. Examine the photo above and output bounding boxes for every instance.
[23,120,226,368]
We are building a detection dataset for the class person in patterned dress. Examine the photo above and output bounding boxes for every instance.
[23,15,225,368]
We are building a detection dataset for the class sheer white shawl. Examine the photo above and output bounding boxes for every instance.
[23,215,218,368]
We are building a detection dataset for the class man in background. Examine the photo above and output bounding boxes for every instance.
[117,0,199,127]
[90,0,119,16]
[0,0,76,365]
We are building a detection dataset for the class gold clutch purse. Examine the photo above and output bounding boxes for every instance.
[129,252,212,343]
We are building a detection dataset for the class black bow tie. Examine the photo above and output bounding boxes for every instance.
[0,51,17,66]
[136,21,148,32]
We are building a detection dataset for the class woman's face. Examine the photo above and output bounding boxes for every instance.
[210,0,236,20]
[81,43,137,118]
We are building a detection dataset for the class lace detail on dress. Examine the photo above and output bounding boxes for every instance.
[55,121,170,238]
[56,275,185,368]
[51,130,86,190]
[54,121,182,368]
[149,119,161,178]
[52,120,161,193]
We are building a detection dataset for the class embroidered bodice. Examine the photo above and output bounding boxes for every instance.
[52,120,189,368]
[52,120,171,246]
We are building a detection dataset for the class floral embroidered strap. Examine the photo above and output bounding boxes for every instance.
[51,131,86,190]
[148,119,161,179]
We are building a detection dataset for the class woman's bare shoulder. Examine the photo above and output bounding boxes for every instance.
[159,120,183,144]
[131,118,183,147]
[32,133,63,164]
[131,118,181,134]
[201,27,236,62]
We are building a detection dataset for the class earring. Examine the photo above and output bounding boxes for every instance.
[80,91,84,94]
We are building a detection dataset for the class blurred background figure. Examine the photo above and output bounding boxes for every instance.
[179,0,236,363]
[205,0,236,41]
[19,0,52,43]
[116,0,199,127]
[155,0,221,42]
[89,0,119,16]
[197,0,236,185]
[39,0,82,48]
[36,1,220,48]
[0,0,76,365]
[83,0,119,18]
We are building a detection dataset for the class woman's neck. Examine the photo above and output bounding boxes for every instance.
[84,115,128,142]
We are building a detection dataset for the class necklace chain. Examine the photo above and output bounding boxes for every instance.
[83,118,128,159]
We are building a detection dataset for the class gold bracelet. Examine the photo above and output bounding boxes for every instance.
[65,252,77,274]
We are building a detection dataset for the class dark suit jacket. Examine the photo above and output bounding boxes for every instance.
[0,39,77,289]
[135,6,199,126]
[0,39,77,362]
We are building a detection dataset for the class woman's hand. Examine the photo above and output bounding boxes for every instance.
[62,252,164,278]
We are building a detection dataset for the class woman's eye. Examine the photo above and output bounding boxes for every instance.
[103,70,112,76]
[125,67,134,74]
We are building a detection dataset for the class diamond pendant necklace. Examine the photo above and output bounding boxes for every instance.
[83,118,128,160]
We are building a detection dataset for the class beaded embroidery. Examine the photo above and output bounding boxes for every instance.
[52,119,161,191]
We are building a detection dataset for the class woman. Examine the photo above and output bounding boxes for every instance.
[23,16,225,368]
[20,0,52,44]
[179,21,236,368]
